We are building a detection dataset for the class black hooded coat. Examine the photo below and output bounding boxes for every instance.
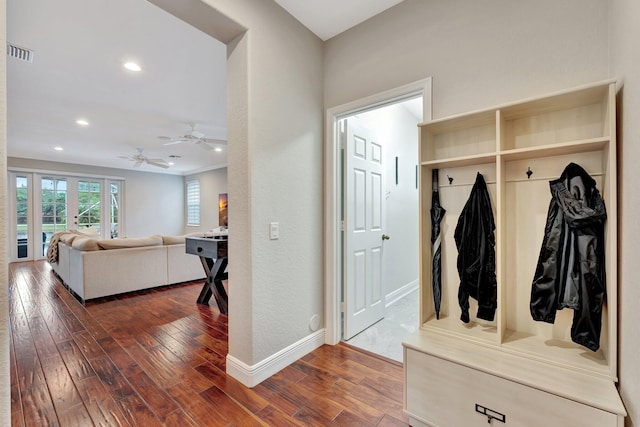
[454,173,497,323]
[530,162,607,352]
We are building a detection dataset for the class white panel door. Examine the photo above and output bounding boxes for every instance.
[344,116,385,340]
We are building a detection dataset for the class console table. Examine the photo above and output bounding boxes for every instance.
[185,236,228,314]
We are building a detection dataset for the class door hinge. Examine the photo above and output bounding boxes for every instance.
[340,302,345,312]
[340,220,345,231]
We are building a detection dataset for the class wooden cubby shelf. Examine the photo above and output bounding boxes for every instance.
[404,80,626,427]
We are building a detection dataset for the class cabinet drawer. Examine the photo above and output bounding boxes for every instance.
[405,348,619,427]
[185,237,220,258]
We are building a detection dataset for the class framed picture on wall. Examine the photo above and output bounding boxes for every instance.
[218,193,228,227]
[218,193,228,257]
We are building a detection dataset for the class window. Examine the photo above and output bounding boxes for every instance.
[187,180,200,226]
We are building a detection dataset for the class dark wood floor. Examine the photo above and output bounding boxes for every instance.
[9,261,409,426]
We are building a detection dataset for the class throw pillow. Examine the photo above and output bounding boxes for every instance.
[72,237,101,251]
[97,234,163,249]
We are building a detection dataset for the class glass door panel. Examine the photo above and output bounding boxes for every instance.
[41,177,68,257]
[9,172,126,262]
[16,175,29,259]
[78,180,101,233]
[109,181,120,238]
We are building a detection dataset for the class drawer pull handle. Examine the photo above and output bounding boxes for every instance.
[475,404,505,424]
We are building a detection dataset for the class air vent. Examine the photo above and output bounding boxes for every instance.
[7,43,34,63]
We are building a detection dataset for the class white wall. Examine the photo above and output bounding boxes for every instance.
[0,0,8,421]
[324,0,609,119]
[7,157,185,237]
[149,0,325,370]
[610,0,640,425]
[357,102,420,299]
[184,167,228,234]
[226,1,324,367]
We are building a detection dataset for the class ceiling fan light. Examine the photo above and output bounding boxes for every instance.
[123,62,142,72]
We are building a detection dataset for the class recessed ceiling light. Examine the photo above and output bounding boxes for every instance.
[168,162,175,166]
[214,147,223,152]
[76,119,89,126]
[54,146,64,151]
[123,62,142,72]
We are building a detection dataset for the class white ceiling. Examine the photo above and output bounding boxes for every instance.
[273,0,405,41]
[7,0,405,175]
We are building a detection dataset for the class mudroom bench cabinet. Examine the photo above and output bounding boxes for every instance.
[404,81,626,427]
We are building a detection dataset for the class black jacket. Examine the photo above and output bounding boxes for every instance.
[455,173,497,323]
[530,162,606,352]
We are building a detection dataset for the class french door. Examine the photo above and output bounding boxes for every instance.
[9,171,123,261]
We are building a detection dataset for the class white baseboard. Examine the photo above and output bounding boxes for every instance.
[226,329,326,387]
[385,279,419,308]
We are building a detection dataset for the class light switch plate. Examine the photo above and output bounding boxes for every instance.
[269,222,279,240]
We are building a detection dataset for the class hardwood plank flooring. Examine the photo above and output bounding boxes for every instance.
[9,261,409,426]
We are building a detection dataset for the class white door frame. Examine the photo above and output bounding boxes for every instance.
[324,77,433,345]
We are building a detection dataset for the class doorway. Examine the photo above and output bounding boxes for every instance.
[8,171,123,262]
[331,89,428,362]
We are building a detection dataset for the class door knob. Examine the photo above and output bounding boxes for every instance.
[382,234,390,241]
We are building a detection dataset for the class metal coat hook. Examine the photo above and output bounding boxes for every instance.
[526,167,533,179]
[447,175,454,185]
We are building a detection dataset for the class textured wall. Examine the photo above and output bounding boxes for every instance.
[150,0,325,366]
[610,0,640,424]
[1,0,9,423]
[324,0,609,118]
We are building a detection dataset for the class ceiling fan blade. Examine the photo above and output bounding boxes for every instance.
[133,160,143,168]
[163,140,185,146]
[203,138,227,146]
[146,160,170,169]
[195,140,214,150]
[157,136,172,141]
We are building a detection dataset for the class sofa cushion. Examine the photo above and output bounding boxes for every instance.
[72,237,101,251]
[162,235,186,245]
[76,226,100,237]
[59,232,79,245]
[97,234,163,250]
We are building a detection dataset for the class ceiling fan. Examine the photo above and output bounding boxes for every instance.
[158,124,227,151]
[119,148,170,169]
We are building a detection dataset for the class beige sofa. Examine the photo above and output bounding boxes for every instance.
[50,233,205,301]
